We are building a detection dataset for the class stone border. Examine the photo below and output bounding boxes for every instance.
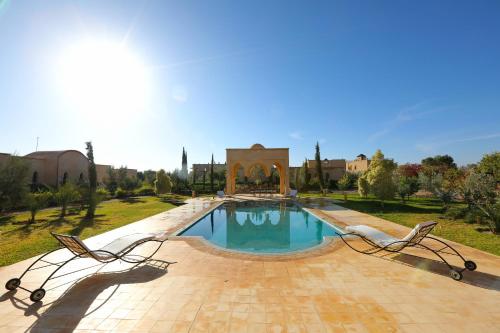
[171,198,346,261]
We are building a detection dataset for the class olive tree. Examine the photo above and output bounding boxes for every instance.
[0,155,30,212]
[358,174,369,198]
[337,174,351,202]
[463,171,499,233]
[25,192,52,223]
[154,169,172,195]
[54,183,80,217]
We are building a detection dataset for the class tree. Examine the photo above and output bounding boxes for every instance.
[476,151,500,182]
[421,154,457,175]
[0,155,30,212]
[181,147,188,180]
[85,141,98,219]
[302,158,311,188]
[25,192,52,223]
[394,165,420,202]
[366,150,397,207]
[104,167,118,195]
[419,169,460,209]
[315,142,324,190]
[337,174,351,202]
[462,171,499,233]
[398,163,421,178]
[210,154,214,192]
[54,183,80,217]
[154,169,172,195]
[358,174,369,198]
[294,168,302,191]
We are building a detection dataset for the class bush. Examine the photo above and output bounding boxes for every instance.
[135,185,155,196]
[54,183,80,217]
[465,209,484,224]
[115,188,129,198]
[25,191,52,223]
[445,206,467,220]
[96,188,110,200]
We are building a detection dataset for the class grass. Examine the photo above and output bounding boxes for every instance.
[301,192,500,256]
[0,195,186,266]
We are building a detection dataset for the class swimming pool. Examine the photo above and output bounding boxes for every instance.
[178,201,341,254]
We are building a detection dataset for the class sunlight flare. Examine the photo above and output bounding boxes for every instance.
[57,38,150,119]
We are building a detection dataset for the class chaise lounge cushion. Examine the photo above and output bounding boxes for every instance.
[344,225,400,247]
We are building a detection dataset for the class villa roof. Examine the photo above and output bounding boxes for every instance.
[24,150,87,160]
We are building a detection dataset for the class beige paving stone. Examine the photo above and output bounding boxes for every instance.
[0,198,498,332]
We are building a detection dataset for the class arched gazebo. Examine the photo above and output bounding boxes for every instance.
[226,144,290,195]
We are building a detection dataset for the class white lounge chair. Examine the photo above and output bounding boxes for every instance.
[216,191,225,198]
[336,221,477,281]
[289,189,298,198]
[5,232,171,302]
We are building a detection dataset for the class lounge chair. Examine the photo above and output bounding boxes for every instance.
[289,189,298,198]
[336,221,477,281]
[5,232,170,302]
[216,191,225,198]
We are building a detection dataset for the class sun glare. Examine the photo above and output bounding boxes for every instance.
[58,39,149,119]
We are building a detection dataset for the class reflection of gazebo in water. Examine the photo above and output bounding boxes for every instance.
[225,202,291,250]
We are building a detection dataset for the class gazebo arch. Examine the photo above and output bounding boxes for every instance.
[226,144,290,195]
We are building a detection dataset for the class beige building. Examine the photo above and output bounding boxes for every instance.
[0,150,137,188]
[191,163,226,175]
[226,144,290,195]
[346,154,371,172]
[289,154,371,184]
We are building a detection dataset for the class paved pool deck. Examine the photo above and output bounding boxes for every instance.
[0,197,498,332]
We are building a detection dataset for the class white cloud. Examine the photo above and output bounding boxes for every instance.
[415,132,500,153]
[368,102,449,142]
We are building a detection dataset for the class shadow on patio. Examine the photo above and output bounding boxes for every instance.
[389,253,500,291]
[0,260,172,332]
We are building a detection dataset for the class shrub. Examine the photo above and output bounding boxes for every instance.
[155,169,172,195]
[96,188,110,200]
[54,183,80,217]
[115,188,128,198]
[445,206,467,220]
[135,185,155,196]
[464,209,484,224]
[0,155,30,212]
[25,191,52,223]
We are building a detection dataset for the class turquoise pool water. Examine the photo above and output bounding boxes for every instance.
[178,201,341,254]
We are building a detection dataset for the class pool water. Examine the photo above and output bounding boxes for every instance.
[178,201,341,254]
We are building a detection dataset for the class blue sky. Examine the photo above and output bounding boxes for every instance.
[0,0,499,171]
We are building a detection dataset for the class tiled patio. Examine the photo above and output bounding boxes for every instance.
[0,197,499,332]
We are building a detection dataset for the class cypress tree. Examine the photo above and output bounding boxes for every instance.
[85,141,97,219]
[210,154,214,192]
[302,158,311,187]
[315,142,324,190]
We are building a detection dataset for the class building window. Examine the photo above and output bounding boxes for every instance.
[62,172,68,185]
[79,172,84,183]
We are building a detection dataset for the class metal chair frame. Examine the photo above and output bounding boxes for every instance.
[5,233,169,302]
[335,228,477,281]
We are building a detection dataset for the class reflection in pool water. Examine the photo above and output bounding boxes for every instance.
[179,201,341,254]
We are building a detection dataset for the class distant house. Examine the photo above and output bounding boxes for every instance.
[346,154,371,172]
[0,150,137,188]
[289,154,371,184]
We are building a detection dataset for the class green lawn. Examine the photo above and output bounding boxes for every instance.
[0,195,185,266]
[301,193,500,256]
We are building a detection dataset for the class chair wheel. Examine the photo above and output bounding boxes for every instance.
[30,288,46,302]
[464,260,476,271]
[450,270,462,281]
[5,278,21,291]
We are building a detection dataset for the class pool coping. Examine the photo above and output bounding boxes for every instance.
[169,198,347,260]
